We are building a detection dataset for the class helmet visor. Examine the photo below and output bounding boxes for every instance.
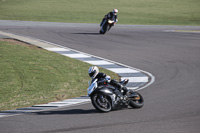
[113,9,118,14]
[89,70,96,78]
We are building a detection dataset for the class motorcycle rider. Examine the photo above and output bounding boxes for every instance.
[100,9,118,27]
[88,66,129,97]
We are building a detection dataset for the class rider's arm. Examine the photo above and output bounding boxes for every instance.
[96,72,107,78]
[96,73,111,85]
[115,15,118,23]
[106,12,112,19]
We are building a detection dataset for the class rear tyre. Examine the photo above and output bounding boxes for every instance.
[129,92,144,108]
[91,93,112,112]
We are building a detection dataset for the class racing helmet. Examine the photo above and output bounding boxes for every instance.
[88,66,99,79]
[113,9,118,15]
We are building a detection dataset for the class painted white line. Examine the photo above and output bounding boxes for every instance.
[33,100,91,107]
[127,87,139,90]
[33,104,67,107]
[62,99,90,102]
[164,30,175,32]
[121,77,148,82]
[107,68,139,73]
[49,102,83,104]
[63,54,91,58]
[1,110,36,113]
[0,31,155,91]
[0,113,18,118]
[0,30,155,117]
[49,102,72,104]
[44,47,70,51]
[84,60,114,65]
[62,102,83,106]
[33,98,91,107]
[164,30,200,33]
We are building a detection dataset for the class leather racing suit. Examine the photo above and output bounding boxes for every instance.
[100,12,118,27]
[93,72,128,96]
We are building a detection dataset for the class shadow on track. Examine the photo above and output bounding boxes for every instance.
[34,109,98,115]
[72,33,101,35]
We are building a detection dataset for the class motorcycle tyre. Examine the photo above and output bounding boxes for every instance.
[99,30,105,34]
[129,92,144,108]
[91,93,112,113]
[99,23,109,34]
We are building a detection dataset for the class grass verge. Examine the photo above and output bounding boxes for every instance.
[0,0,199,25]
[0,39,119,111]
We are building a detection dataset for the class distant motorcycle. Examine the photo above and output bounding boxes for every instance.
[88,78,144,112]
[99,19,115,34]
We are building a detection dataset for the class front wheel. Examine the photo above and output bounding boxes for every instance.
[99,23,109,34]
[91,93,112,112]
[99,30,105,34]
[129,92,144,108]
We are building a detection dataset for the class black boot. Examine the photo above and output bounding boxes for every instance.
[114,89,124,100]
[122,86,130,95]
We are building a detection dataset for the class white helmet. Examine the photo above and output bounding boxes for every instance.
[113,9,118,14]
[88,66,99,79]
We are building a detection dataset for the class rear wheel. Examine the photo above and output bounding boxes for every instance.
[91,93,112,112]
[129,92,144,108]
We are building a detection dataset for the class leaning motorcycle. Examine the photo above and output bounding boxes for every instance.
[87,79,144,112]
[99,19,115,34]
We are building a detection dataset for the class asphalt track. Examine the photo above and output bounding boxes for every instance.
[0,20,200,133]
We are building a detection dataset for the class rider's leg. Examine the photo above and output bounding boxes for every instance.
[110,80,129,95]
[100,18,106,26]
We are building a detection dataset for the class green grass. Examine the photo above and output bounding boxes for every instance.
[0,40,119,111]
[0,0,199,25]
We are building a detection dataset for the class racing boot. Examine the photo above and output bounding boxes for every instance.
[114,89,124,100]
[122,86,131,96]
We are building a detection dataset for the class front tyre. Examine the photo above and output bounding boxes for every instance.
[99,30,104,34]
[129,92,144,108]
[99,23,109,34]
[91,93,112,112]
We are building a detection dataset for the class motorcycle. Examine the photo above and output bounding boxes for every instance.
[99,19,115,34]
[87,78,144,112]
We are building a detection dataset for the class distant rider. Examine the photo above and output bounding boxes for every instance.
[88,66,129,97]
[100,9,118,27]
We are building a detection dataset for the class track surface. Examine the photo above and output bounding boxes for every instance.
[0,20,200,133]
